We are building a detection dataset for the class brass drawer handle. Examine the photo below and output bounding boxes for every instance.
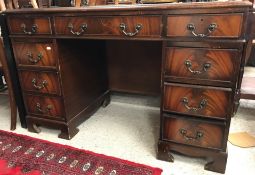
[187,23,217,37]
[20,23,38,35]
[36,103,52,114]
[27,52,43,64]
[68,23,88,36]
[32,78,47,90]
[181,97,207,112]
[179,129,204,141]
[184,60,211,75]
[119,23,143,37]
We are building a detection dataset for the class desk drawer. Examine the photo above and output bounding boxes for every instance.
[54,16,162,37]
[163,114,224,149]
[24,95,65,120]
[164,47,240,85]
[12,42,56,68]
[163,83,231,119]
[167,14,243,38]
[19,70,61,95]
[8,16,52,35]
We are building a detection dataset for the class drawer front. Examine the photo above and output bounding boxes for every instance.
[12,42,56,68]
[163,83,231,119]
[19,71,61,95]
[167,14,243,38]
[164,48,240,84]
[163,115,224,149]
[8,16,52,35]
[54,16,162,37]
[24,95,65,119]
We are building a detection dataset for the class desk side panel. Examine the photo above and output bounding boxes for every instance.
[58,39,108,122]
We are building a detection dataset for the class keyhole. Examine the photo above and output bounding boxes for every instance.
[200,19,204,22]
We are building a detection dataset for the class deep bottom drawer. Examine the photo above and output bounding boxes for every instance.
[163,114,225,149]
[24,95,65,120]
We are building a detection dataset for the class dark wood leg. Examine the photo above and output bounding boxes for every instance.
[58,125,79,140]
[27,121,41,133]
[0,14,27,128]
[27,117,79,140]
[102,94,111,107]
[157,141,174,162]
[205,151,228,174]
[10,104,17,130]
[8,64,17,130]
[0,34,17,130]
[232,89,241,116]
[232,53,244,116]
[157,140,228,174]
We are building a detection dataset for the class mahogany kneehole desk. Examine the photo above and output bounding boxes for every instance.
[3,2,252,173]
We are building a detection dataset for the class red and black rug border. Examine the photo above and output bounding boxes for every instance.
[0,129,163,175]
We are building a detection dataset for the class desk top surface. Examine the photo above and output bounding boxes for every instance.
[3,1,252,14]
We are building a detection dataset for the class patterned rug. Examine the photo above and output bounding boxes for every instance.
[0,130,162,175]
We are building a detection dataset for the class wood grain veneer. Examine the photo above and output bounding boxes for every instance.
[8,16,52,35]
[12,41,57,68]
[164,47,240,86]
[2,1,252,173]
[163,83,232,119]
[163,115,224,149]
[19,70,61,95]
[167,14,243,38]
[54,16,162,38]
[24,94,65,120]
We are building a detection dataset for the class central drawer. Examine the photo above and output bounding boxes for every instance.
[54,16,162,37]
[163,83,232,119]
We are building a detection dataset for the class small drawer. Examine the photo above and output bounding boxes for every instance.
[24,95,65,119]
[19,70,61,95]
[54,16,162,37]
[163,115,224,149]
[12,41,56,68]
[163,83,232,119]
[164,47,240,86]
[8,16,52,35]
[167,14,243,38]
